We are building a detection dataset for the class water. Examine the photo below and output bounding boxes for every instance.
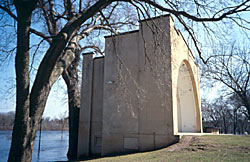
[0,130,69,162]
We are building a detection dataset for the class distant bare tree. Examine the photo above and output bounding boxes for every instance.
[202,43,250,120]
[58,111,68,140]
[0,111,15,130]
[202,99,221,128]
[202,97,233,133]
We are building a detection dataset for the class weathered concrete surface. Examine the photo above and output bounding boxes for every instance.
[77,54,93,157]
[77,55,104,157]
[169,18,202,134]
[90,57,104,154]
[77,15,202,158]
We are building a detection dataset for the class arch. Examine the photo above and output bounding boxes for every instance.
[176,60,201,132]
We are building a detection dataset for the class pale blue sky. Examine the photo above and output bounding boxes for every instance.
[0,4,249,118]
[0,58,68,119]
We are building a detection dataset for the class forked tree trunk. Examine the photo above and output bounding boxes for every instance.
[8,1,113,161]
[62,50,80,160]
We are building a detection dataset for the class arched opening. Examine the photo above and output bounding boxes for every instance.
[177,60,199,132]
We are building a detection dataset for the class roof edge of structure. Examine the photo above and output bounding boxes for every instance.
[105,14,173,38]
[104,29,139,38]
[138,14,172,22]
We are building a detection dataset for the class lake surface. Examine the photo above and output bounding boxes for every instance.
[0,130,69,162]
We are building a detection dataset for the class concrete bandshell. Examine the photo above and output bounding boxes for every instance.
[77,15,202,158]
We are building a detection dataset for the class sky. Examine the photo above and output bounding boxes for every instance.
[0,14,69,119]
[0,2,250,118]
[0,59,68,119]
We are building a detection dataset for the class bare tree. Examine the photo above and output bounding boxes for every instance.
[0,0,250,162]
[202,99,221,128]
[202,97,233,134]
[0,111,15,130]
[58,111,68,140]
[202,43,250,120]
[228,94,250,134]
[36,0,137,159]
[1,1,115,161]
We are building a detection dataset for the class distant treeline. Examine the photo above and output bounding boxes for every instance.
[0,111,68,131]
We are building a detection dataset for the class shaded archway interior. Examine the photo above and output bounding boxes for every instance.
[177,60,201,133]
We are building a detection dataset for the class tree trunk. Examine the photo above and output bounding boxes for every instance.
[62,50,80,160]
[8,1,38,162]
[244,103,250,120]
[233,110,236,134]
[238,93,250,120]
[223,117,227,134]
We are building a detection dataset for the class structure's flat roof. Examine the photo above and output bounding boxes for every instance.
[93,56,104,59]
[104,30,139,38]
[138,14,172,22]
[105,14,174,39]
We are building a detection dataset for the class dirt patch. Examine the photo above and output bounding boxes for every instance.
[166,136,197,152]
[237,146,250,153]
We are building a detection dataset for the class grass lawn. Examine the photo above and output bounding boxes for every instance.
[74,135,250,162]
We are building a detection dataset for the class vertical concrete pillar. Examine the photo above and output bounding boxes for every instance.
[77,53,93,158]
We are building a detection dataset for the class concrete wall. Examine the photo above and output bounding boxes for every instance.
[102,15,179,156]
[77,14,202,158]
[77,55,104,157]
[78,54,93,157]
[102,31,140,155]
[169,19,203,134]
[137,16,177,151]
[90,57,104,154]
